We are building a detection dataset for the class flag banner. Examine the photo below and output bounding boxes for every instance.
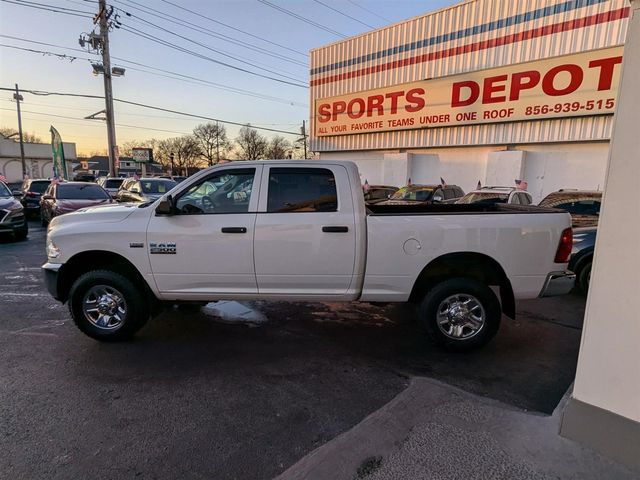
[50,126,67,180]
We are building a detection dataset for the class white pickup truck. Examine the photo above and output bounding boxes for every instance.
[42,161,575,350]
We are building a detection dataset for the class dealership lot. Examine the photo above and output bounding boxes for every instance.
[1,222,585,480]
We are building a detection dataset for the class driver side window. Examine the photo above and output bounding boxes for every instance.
[175,168,256,214]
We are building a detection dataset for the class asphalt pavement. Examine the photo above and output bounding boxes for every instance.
[0,221,586,480]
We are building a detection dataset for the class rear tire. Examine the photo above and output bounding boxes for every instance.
[577,262,592,293]
[68,270,149,341]
[419,278,501,351]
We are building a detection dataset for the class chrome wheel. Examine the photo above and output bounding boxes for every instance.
[436,294,485,340]
[82,285,127,331]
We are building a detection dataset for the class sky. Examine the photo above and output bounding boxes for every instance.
[0,0,457,156]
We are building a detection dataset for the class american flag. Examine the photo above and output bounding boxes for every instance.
[363,179,370,193]
[477,180,482,190]
[133,172,140,180]
[0,174,6,183]
[515,179,528,190]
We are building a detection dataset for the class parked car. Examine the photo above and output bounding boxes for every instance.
[116,178,177,204]
[364,185,399,204]
[74,173,96,183]
[377,184,464,205]
[0,180,28,240]
[456,187,533,205]
[43,160,574,350]
[40,182,113,225]
[96,177,125,198]
[538,190,602,227]
[569,227,597,293]
[15,178,51,217]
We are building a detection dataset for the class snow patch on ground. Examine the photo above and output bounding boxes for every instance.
[202,301,268,327]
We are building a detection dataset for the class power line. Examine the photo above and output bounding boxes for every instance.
[0,43,82,61]
[0,35,308,106]
[118,25,307,88]
[117,14,306,85]
[0,0,92,17]
[0,106,195,134]
[112,0,307,67]
[157,0,308,57]
[346,0,391,23]
[256,0,347,38]
[0,87,302,135]
[311,0,375,29]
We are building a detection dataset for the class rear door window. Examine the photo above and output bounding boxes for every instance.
[267,168,337,212]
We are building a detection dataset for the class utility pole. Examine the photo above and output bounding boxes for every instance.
[215,121,220,164]
[301,120,307,159]
[13,84,27,179]
[98,0,117,177]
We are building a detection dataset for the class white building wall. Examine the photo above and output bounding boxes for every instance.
[321,141,609,202]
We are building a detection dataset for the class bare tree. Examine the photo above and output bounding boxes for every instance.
[0,126,42,143]
[193,122,230,166]
[265,135,291,159]
[236,126,267,160]
[158,136,202,175]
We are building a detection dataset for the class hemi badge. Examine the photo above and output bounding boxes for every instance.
[130,242,144,248]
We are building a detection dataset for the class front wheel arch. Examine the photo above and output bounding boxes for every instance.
[57,250,157,306]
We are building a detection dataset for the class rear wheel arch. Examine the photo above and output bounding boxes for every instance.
[409,252,515,319]
[57,250,156,304]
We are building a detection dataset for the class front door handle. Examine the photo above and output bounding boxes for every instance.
[322,226,349,233]
[221,227,247,234]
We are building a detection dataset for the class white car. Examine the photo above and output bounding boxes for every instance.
[96,177,125,198]
[42,161,574,350]
[456,186,533,205]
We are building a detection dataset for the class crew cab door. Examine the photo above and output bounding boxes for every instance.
[147,166,261,296]
[253,165,356,295]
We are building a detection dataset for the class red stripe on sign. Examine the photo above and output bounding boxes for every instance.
[310,7,630,87]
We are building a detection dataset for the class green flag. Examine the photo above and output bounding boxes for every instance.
[50,126,67,180]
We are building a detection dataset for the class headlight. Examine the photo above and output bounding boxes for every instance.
[46,238,61,258]
[7,202,23,211]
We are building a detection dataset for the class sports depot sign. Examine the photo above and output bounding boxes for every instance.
[314,47,623,137]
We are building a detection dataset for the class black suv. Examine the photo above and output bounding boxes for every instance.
[16,179,51,217]
[0,181,28,240]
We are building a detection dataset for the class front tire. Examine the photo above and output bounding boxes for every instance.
[14,222,28,241]
[68,270,149,341]
[419,278,501,351]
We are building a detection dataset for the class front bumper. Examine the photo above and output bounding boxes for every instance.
[539,271,576,297]
[42,262,62,300]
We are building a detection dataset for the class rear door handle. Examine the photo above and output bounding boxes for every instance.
[221,227,247,234]
[322,226,349,233]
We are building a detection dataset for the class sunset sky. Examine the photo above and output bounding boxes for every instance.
[0,0,456,156]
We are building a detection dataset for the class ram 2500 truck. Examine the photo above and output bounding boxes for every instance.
[42,161,575,350]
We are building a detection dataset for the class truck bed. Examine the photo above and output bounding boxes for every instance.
[367,203,562,215]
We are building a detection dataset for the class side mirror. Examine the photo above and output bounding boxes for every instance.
[155,195,174,216]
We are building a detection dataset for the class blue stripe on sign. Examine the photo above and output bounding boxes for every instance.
[310,0,608,76]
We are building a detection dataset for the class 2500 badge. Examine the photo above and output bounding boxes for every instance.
[149,242,176,254]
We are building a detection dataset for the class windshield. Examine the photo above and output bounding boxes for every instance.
[0,182,11,197]
[29,181,50,194]
[457,192,509,204]
[391,187,434,201]
[141,179,176,194]
[105,179,124,188]
[57,184,110,200]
